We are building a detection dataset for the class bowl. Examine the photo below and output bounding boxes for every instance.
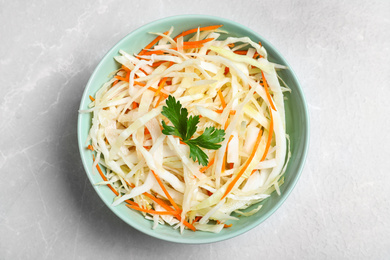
[77,14,309,244]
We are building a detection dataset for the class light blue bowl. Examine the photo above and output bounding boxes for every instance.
[77,15,309,244]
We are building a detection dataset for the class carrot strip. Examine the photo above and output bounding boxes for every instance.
[144,189,195,231]
[171,44,205,51]
[121,65,131,72]
[132,102,138,109]
[139,31,169,56]
[228,163,234,169]
[143,50,165,55]
[139,68,148,76]
[151,170,181,212]
[112,80,119,86]
[148,87,168,97]
[87,145,94,151]
[154,77,168,97]
[221,152,227,173]
[222,129,264,200]
[92,154,119,196]
[114,75,127,82]
[155,94,166,108]
[177,216,196,231]
[217,89,226,109]
[200,157,215,172]
[260,110,274,161]
[227,43,235,48]
[234,50,248,55]
[134,81,146,87]
[183,38,214,45]
[261,71,276,110]
[194,216,202,222]
[89,95,95,102]
[126,204,177,215]
[216,220,232,228]
[224,67,230,75]
[224,119,229,130]
[215,109,236,115]
[250,169,257,176]
[141,192,177,214]
[173,25,223,41]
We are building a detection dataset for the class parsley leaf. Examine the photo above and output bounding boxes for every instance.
[161,96,225,166]
[161,95,189,140]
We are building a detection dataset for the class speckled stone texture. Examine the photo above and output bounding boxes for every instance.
[0,0,389,259]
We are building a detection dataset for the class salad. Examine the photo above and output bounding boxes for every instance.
[81,25,290,233]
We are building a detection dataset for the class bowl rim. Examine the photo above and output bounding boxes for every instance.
[77,14,309,244]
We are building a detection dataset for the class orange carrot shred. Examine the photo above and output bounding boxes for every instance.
[216,220,232,227]
[92,154,119,196]
[121,65,131,72]
[260,110,274,161]
[87,145,94,151]
[215,109,236,115]
[200,157,215,173]
[224,119,229,130]
[112,80,119,86]
[224,67,230,75]
[89,95,95,102]
[221,152,227,173]
[217,89,226,109]
[222,128,264,200]
[139,31,169,56]
[134,81,146,87]
[126,204,177,215]
[143,50,165,55]
[250,169,257,176]
[234,50,248,55]
[154,77,168,96]
[151,170,181,212]
[173,25,223,41]
[192,216,202,224]
[143,191,195,231]
[171,44,205,51]
[183,38,214,45]
[155,94,166,108]
[261,71,276,110]
[114,75,127,82]
[132,102,138,109]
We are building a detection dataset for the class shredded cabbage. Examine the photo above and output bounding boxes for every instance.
[81,25,290,233]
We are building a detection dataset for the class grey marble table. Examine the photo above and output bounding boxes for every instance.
[1,0,389,259]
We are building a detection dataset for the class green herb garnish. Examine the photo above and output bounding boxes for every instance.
[161,95,225,166]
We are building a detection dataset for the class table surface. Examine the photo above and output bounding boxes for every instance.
[1,0,389,259]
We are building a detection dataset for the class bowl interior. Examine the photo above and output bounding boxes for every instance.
[77,15,309,244]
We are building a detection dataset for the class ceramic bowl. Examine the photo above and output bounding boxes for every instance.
[77,14,309,244]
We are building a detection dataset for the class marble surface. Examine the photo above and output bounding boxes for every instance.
[1,0,389,259]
